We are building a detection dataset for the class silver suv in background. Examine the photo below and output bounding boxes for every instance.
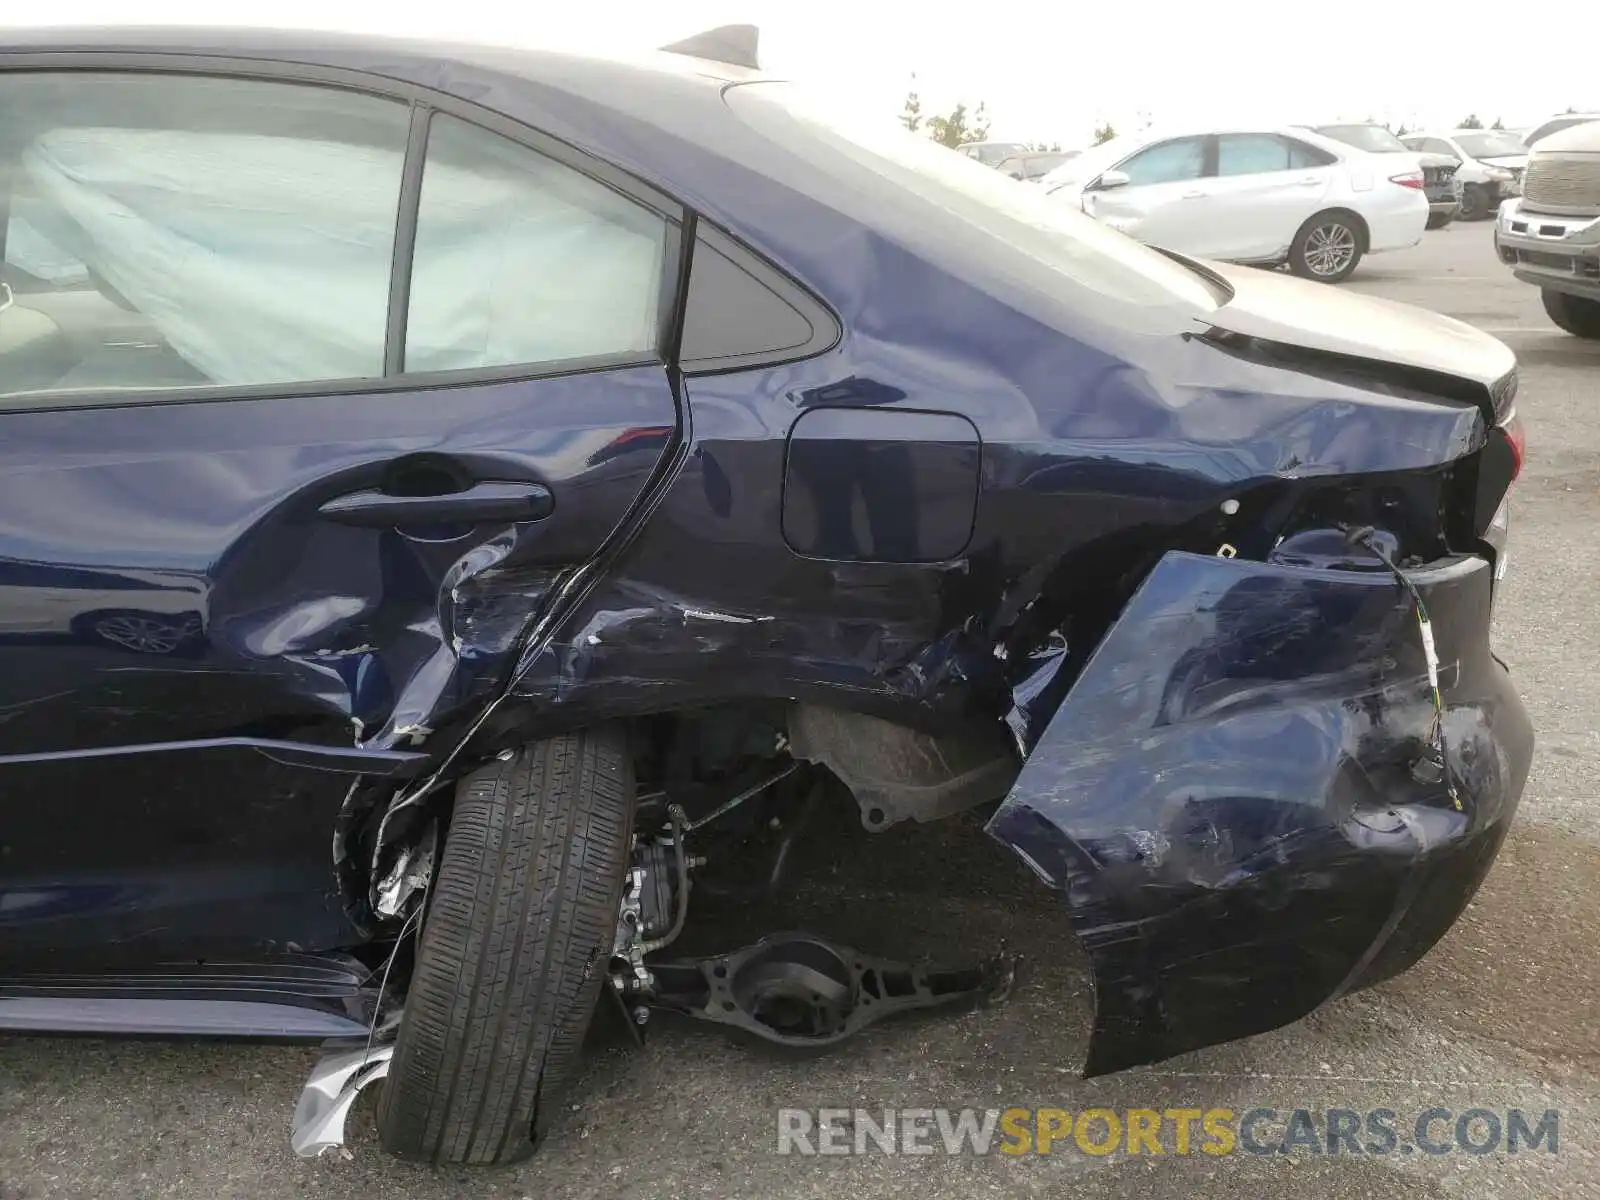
[996,149,1079,182]
[1495,121,1600,338]
[957,140,1030,167]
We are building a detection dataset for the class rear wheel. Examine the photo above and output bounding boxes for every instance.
[1542,290,1600,339]
[1425,210,1455,230]
[376,728,635,1164]
[1459,183,1490,221]
[1288,212,1364,283]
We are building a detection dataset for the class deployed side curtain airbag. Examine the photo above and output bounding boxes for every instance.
[22,126,662,387]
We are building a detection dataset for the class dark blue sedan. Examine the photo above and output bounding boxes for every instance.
[0,24,1531,1164]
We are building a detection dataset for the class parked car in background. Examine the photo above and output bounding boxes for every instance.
[1524,114,1600,149]
[996,149,1078,182]
[1494,120,1600,337]
[1040,124,1428,282]
[1308,123,1461,228]
[1402,130,1528,220]
[957,139,1029,167]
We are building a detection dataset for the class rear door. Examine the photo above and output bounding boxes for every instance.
[1084,135,1212,254]
[1194,133,1337,260]
[0,67,682,966]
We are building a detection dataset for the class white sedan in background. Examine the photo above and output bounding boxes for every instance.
[1039,125,1428,283]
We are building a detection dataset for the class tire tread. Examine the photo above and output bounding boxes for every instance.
[375,728,633,1164]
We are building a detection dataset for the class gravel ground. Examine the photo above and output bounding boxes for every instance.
[2,222,1597,1200]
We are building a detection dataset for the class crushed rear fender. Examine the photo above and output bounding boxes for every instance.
[986,549,1533,1075]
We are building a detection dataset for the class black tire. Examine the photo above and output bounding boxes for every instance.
[1426,211,1455,230]
[1542,290,1600,339]
[1287,211,1365,284]
[1459,184,1490,221]
[376,728,635,1164]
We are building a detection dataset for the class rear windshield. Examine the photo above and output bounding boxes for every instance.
[1316,124,1406,153]
[1011,151,1077,179]
[1455,131,1527,159]
[723,81,1222,332]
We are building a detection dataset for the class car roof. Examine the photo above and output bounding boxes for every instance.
[0,25,769,204]
[0,24,764,91]
[1105,123,1350,155]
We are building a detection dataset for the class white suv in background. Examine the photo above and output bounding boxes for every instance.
[1039,125,1427,283]
[1494,120,1600,338]
[1525,114,1600,148]
[1401,130,1528,220]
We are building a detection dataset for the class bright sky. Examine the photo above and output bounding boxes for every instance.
[7,2,1596,146]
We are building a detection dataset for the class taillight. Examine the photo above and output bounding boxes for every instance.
[1389,171,1425,189]
[1472,412,1524,540]
[1503,412,1525,480]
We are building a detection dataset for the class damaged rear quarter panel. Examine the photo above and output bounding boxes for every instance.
[986,550,1533,1075]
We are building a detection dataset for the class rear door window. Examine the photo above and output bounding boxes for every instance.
[1216,134,1293,176]
[0,73,411,401]
[404,113,668,374]
[1215,134,1331,175]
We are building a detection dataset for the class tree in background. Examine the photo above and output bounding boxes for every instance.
[1491,116,1505,130]
[1093,122,1117,145]
[926,101,991,147]
[1459,114,1484,129]
[1027,140,1063,152]
[899,78,923,133]
[898,82,993,147]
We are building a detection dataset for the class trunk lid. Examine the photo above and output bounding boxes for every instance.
[1197,261,1515,413]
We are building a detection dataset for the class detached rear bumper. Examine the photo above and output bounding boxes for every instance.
[987,550,1532,1076]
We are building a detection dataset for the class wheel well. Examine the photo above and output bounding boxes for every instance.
[1308,208,1369,253]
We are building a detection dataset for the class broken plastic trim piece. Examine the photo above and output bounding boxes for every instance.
[373,819,436,920]
[290,1042,394,1157]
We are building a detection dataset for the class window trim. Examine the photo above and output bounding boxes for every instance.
[384,103,431,377]
[0,52,689,413]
